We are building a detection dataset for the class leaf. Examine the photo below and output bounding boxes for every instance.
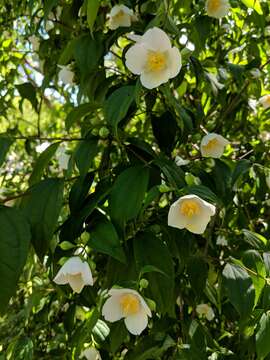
[109,165,149,226]
[87,0,99,33]
[186,185,220,206]
[74,138,98,176]
[0,206,31,314]
[88,216,126,263]
[154,155,186,189]
[242,229,267,250]
[58,39,76,65]
[256,312,270,360]
[104,85,135,130]
[0,135,13,168]
[109,322,129,355]
[69,172,95,214]
[187,256,208,297]
[65,103,97,131]
[16,82,38,112]
[222,263,255,319]
[20,178,64,259]
[240,0,263,15]
[29,142,60,186]
[231,159,251,187]
[134,231,175,315]
[243,250,266,306]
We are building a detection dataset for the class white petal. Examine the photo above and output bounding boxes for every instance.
[125,44,148,75]
[127,33,142,42]
[68,273,85,293]
[53,271,68,285]
[102,295,123,322]
[140,68,171,89]
[141,27,171,51]
[80,347,101,360]
[81,261,94,286]
[185,213,211,234]
[60,256,85,275]
[124,310,148,335]
[168,47,182,78]
[168,198,187,230]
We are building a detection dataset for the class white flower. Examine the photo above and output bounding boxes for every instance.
[175,155,190,167]
[250,68,261,78]
[200,133,229,158]
[216,235,228,246]
[196,304,215,321]
[29,35,40,52]
[58,65,75,85]
[35,141,50,153]
[205,0,230,18]
[102,288,151,335]
[168,194,216,234]
[260,131,270,142]
[108,5,135,30]
[53,256,93,293]
[55,145,70,171]
[80,347,101,360]
[205,72,224,95]
[125,27,181,89]
[259,94,270,109]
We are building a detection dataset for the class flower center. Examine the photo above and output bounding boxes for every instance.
[120,294,140,316]
[146,51,167,72]
[114,9,125,21]
[208,0,221,12]
[180,200,200,217]
[204,138,218,150]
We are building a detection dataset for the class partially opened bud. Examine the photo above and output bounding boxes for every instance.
[108,5,135,30]
[168,194,216,234]
[53,256,93,293]
[196,303,215,321]
[205,0,230,18]
[200,133,229,158]
[102,288,151,335]
[259,94,270,109]
[58,65,75,85]
[80,347,102,360]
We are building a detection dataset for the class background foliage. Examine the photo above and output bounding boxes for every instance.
[0,0,270,359]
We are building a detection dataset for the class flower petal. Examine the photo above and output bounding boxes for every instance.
[102,295,123,322]
[141,27,171,51]
[185,213,211,234]
[68,274,85,293]
[81,261,94,286]
[124,310,148,335]
[125,44,148,75]
[168,47,182,78]
[140,68,170,89]
[168,198,188,230]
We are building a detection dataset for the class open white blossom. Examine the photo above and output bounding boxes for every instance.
[175,155,190,167]
[125,27,181,89]
[55,145,70,171]
[200,133,229,158]
[196,303,215,321]
[168,194,216,234]
[53,256,93,293]
[102,288,151,335]
[29,35,40,51]
[108,5,135,30]
[205,0,230,18]
[259,94,270,109]
[80,348,101,360]
[58,65,75,85]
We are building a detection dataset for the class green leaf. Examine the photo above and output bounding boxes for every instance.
[29,142,60,186]
[240,0,263,15]
[58,39,76,65]
[222,263,255,319]
[242,229,267,250]
[187,256,208,297]
[20,178,64,259]
[74,138,98,176]
[109,165,149,226]
[231,159,251,188]
[65,103,97,130]
[105,86,135,130]
[109,322,129,355]
[0,206,31,314]
[256,312,270,360]
[87,0,99,33]
[186,185,220,206]
[16,82,38,112]
[154,155,186,189]
[134,231,175,315]
[88,216,126,263]
[69,172,95,214]
[0,135,13,168]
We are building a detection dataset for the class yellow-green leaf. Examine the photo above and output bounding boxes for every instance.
[240,0,263,15]
[87,0,100,33]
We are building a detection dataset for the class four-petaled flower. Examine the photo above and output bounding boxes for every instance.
[168,194,216,234]
[53,256,93,293]
[125,27,182,89]
[205,0,230,18]
[200,133,229,158]
[102,288,151,335]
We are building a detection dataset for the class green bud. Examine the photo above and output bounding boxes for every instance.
[158,184,171,193]
[91,128,99,136]
[139,278,149,289]
[99,127,110,138]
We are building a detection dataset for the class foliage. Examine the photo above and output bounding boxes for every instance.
[0,0,270,359]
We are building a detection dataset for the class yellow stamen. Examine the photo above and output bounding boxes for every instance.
[208,0,221,12]
[204,138,218,151]
[120,294,140,316]
[146,51,167,72]
[180,200,200,217]
[113,10,125,21]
